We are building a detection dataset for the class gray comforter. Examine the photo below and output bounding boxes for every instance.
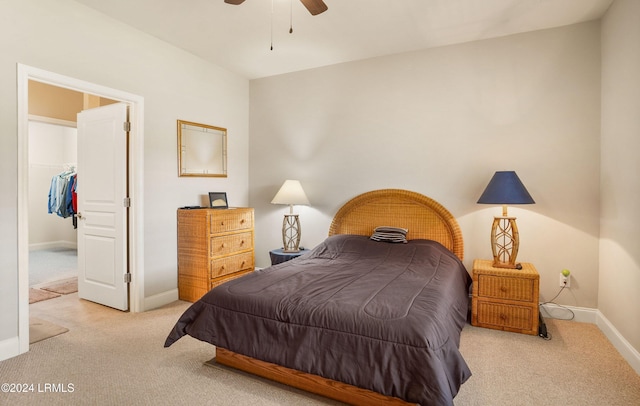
[165,234,472,405]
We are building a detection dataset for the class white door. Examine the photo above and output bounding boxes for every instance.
[76,103,129,311]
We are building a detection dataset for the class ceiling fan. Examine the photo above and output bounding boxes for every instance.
[224,0,328,16]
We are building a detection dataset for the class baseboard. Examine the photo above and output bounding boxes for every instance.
[143,288,178,311]
[29,241,77,251]
[596,310,640,375]
[0,336,21,362]
[539,303,597,323]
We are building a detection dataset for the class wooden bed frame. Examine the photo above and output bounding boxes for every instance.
[215,189,465,405]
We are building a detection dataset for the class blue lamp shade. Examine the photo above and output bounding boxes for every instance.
[477,171,535,205]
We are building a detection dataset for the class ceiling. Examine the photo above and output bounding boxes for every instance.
[74,0,613,79]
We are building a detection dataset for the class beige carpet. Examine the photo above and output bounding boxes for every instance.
[455,319,640,405]
[29,317,69,344]
[2,293,639,406]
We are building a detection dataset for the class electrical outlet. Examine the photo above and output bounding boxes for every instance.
[559,273,571,288]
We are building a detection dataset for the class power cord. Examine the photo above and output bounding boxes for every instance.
[537,284,575,341]
[544,284,566,303]
[539,285,575,321]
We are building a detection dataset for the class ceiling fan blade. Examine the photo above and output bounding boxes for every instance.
[224,0,245,5]
[300,0,328,15]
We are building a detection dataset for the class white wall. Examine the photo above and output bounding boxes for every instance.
[0,0,249,353]
[249,22,602,312]
[600,0,640,357]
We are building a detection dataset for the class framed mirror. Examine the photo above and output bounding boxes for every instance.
[178,120,227,177]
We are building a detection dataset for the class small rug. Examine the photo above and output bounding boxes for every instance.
[29,288,61,304]
[29,317,69,344]
[40,277,78,295]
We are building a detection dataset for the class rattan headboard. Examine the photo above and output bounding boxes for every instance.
[328,189,464,260]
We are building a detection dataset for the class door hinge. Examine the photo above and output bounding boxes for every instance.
[123,197,131,207]
[123,121,131,132]
[124,273,132,284]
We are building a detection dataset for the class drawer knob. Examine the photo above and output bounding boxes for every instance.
[220,221,225,226]
[221,243,226,248]
[240,240,245,246]
[220,265,225,271]
[240,219,245,224]
[500,286,507,293]
[241,261,245,266]
[499,313,507,321]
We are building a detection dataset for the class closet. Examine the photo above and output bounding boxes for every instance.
[28,121,79,286]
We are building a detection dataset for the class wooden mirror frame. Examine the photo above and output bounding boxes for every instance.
[178,120,227,177]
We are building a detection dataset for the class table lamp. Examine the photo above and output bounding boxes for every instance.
[271,180,310,252]
[477,171,535,269]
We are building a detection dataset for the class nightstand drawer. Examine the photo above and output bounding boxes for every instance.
[477,274,535,302]
[210,231,253,257]
[210,251,254,278]
[475,301,537,332]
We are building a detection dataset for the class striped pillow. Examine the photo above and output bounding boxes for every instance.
[370,226,408,243]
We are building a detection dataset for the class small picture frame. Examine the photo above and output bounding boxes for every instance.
[209,192,228,209]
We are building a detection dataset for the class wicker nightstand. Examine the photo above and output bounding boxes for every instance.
[471,259,540,335]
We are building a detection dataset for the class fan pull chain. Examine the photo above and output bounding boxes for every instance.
[289,0,293,34]
[271,0,297,50]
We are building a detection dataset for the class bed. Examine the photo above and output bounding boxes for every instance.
[165,189,472,405]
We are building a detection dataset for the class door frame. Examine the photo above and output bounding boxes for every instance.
[17,64,145,354]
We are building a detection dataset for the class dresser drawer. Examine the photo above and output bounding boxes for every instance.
[210,268,253,290]
[210,231,253,257]
[209,209,253,234]
[210,251,254,278]
[476,301,536,332]
[477,274,535,302]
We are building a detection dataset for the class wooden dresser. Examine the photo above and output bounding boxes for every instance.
[471,259,540,335]
[177,207,255,302]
